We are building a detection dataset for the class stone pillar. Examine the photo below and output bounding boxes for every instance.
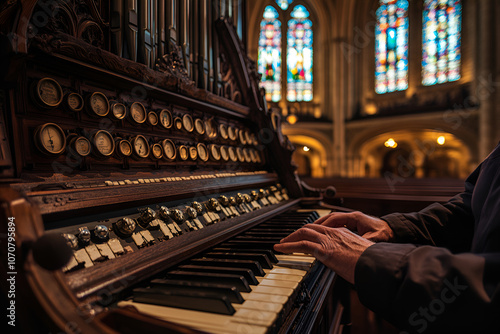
[477,0,496,159]
[331,35,346,176]
[495,1,500,144]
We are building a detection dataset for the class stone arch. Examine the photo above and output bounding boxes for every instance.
[346,118,476,178]
[284,128,334,177]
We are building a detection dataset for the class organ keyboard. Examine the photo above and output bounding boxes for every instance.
[0,2,347,333]
[119,210,328,334]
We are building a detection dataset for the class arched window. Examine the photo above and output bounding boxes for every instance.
[287,5,313,102]
[422,0,462,86]
[375,0,409,94]
[257,1,314,103]
[258,6,282,102]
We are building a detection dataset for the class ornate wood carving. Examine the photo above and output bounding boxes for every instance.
[215,18,262,111]
[29,32,179,90]
[28,0,107,46]
[42,194,77,207]
[155,40,196,94]
[216,18,305,198]
[220,51,243,104]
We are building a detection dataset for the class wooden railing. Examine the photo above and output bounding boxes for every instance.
[303,177,465,216]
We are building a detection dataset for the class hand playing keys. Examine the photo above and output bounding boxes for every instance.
[274,211,394,284]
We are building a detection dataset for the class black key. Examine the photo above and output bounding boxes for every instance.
[178,264,258,285]
[190,258,265,276]
[205,252,273,269]
[271,214,314,220]
[310,211,320,220]
[219,240,278,252]
[150,278,244,303]
[263,221,309,225]
[212,248,279,264]
[233,236,283,242]
[166,270,251,292]
[133,287,235,315]
[243,231,292,236]
[268,217,311,222]
[245,228,297,233]
[258,224,308,229]
[270,215,315,222]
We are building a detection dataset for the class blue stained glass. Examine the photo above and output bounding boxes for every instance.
[258,6,282,102]
[276,0,293,10]
[387,28,396,49]
[422,0,462,85]
[375,0,409,94]
[287,5,313,102]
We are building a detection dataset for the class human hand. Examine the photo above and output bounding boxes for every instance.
[273,224,374,284]
[314,211,395,242]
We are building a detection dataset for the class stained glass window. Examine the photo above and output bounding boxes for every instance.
[375,0,409,94]
[422,0,461,86]
[287,5,313,102]
[276,0,293,11]
[258,6,282,102]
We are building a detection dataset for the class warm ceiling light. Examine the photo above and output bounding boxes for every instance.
[437,136,445,145]
[287,114,298,124]
[303,146,310,152]
[384,138,397,148]
[365,103,377,115]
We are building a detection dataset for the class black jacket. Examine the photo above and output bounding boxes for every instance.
[355,144,500,333]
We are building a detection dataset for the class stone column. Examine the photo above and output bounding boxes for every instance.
[477,0,496,158]
[495,1,500,144]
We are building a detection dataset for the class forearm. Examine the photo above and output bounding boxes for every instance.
[381,193,474,251]
[354,243,500,333]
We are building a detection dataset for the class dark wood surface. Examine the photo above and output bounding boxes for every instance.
[15,173,278,219]
[304,177,464,216]
[67,198,301,301]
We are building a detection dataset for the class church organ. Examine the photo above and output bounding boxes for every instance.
[0,1,346,333]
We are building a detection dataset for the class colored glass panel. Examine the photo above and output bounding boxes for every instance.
[422,0,461,86]
[258,6,282,102]
[375,0,409,94]
[276,0,293,11]
[287,5,313,102]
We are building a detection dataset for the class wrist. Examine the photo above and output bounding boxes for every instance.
[379,219,396,242]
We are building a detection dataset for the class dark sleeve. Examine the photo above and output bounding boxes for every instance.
[355,243,500,334]
[380,166,478,252]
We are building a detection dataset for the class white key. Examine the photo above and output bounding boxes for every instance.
[268,267,307,276]
[240,292,288,305]
[276,254,316,263]
[258,278,298,290]
[117,300,269,334]
[252,285,293,296]
[265,273,303,282]
[233,300,283,313]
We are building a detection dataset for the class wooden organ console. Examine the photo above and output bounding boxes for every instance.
[0,1,347,333]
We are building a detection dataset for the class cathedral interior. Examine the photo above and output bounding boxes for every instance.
[251,0,498,181]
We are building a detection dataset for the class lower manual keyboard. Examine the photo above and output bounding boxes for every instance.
[118,253,316,334]
[117,210,330,333]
